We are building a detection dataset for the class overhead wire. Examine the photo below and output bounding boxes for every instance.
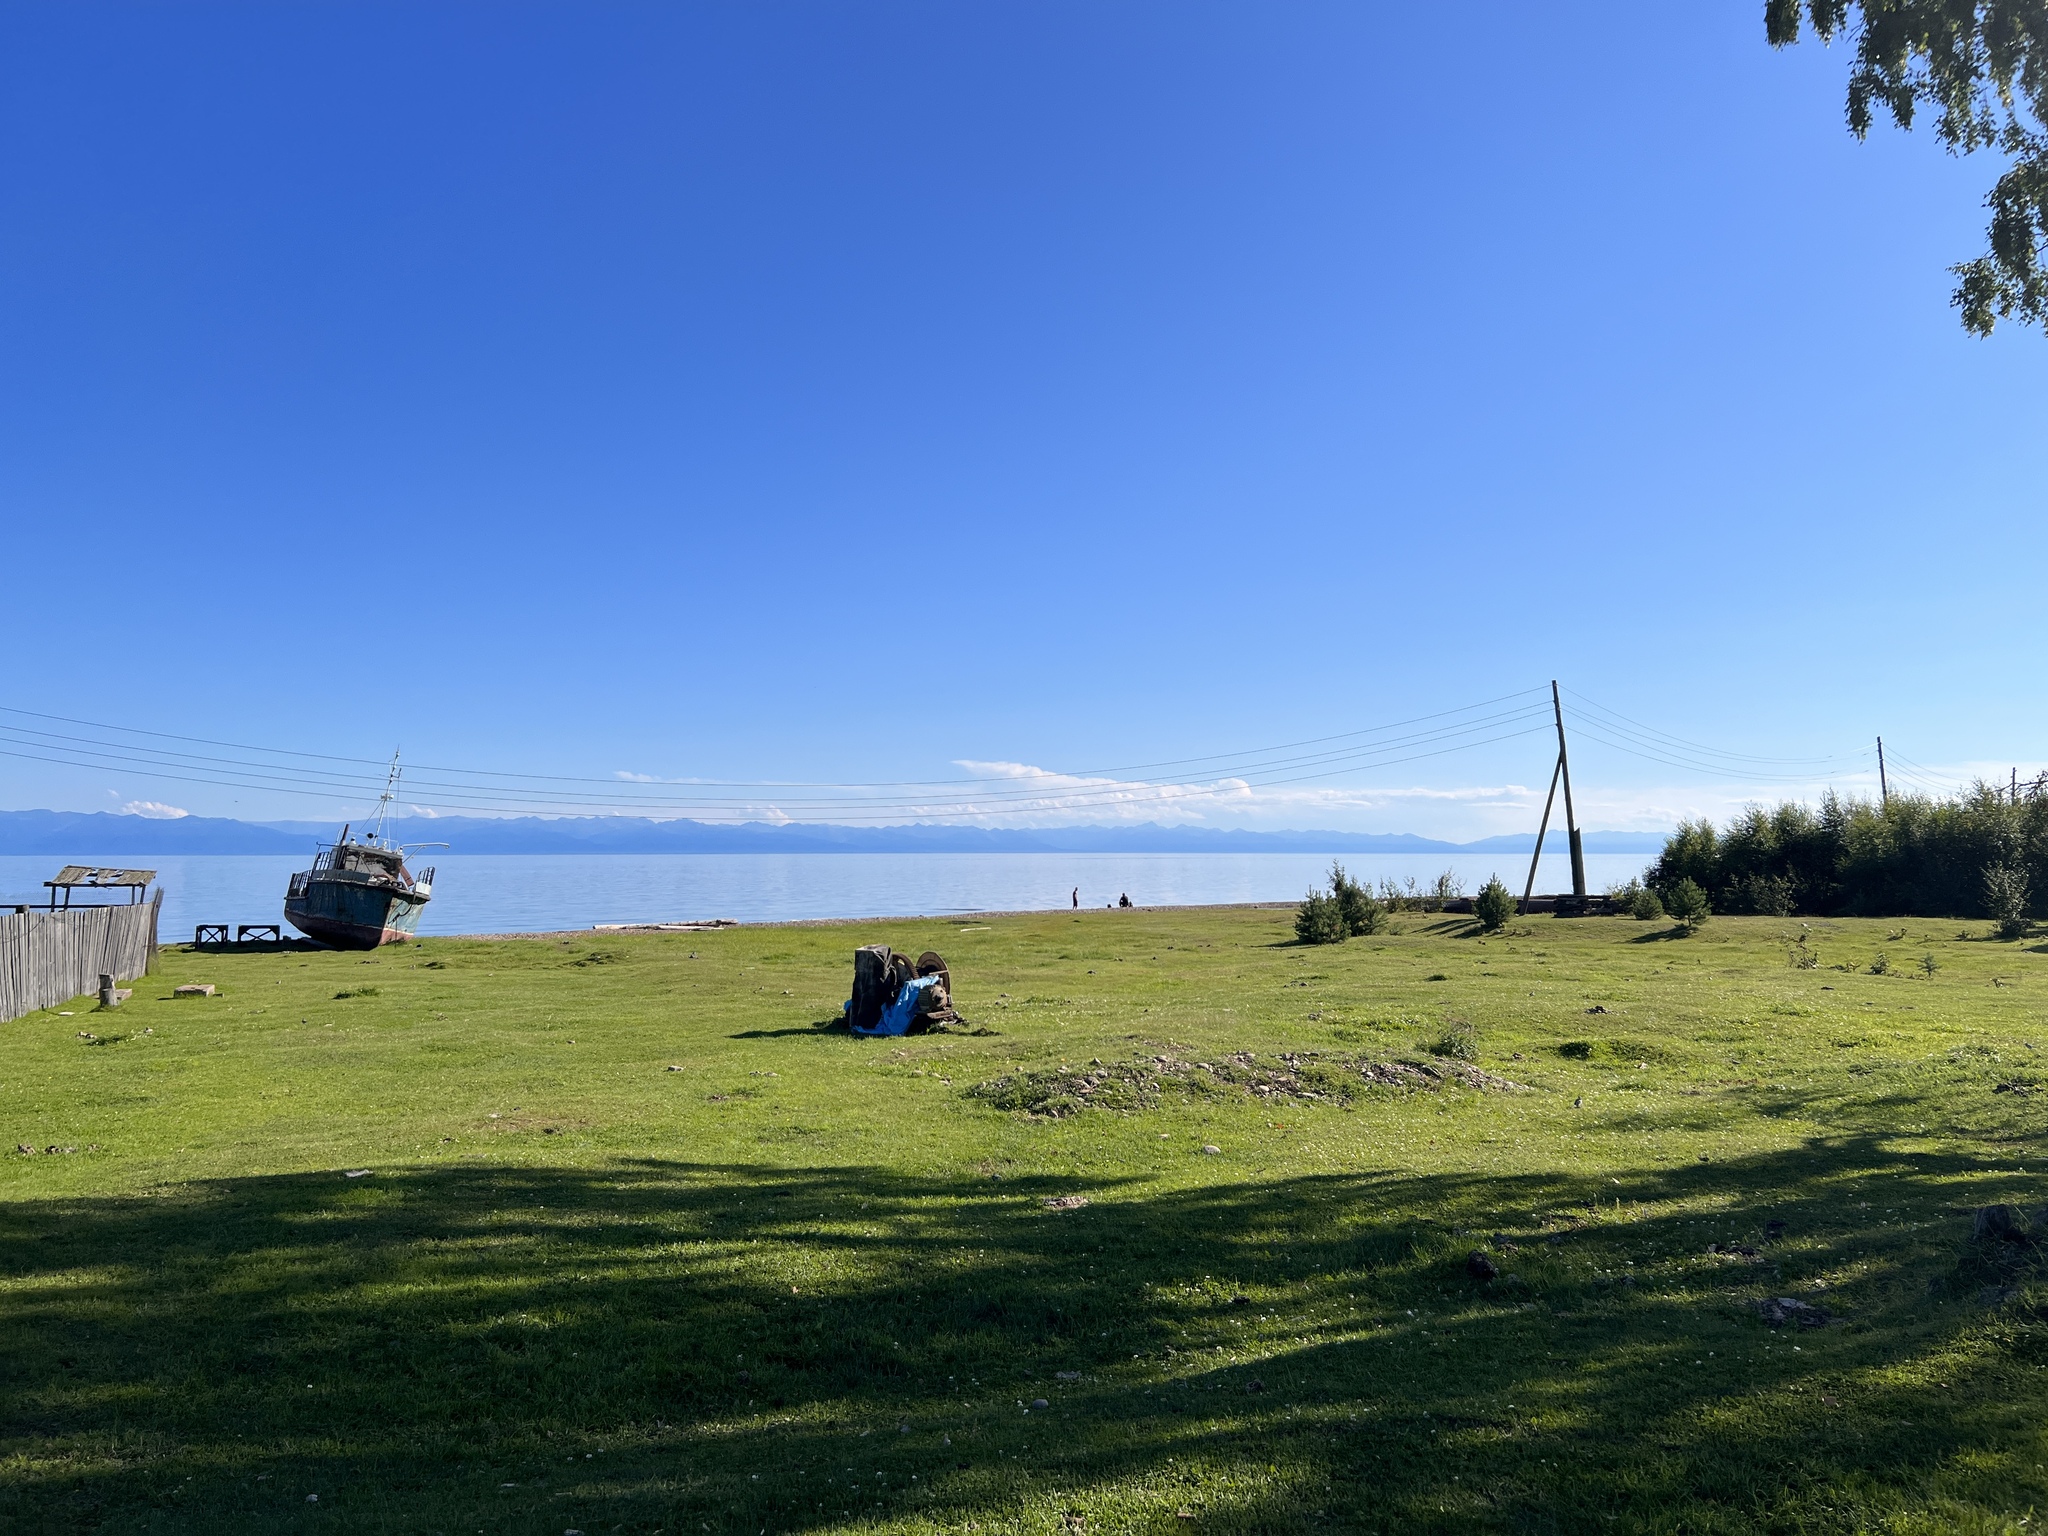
[0,687,1553,792]
[0,702,1556,814]
[0,722,1561,822]
[1881,749,1977,798]
[0,690,1562,822]
[1562,688,1873,768]
[5,686,1931,824]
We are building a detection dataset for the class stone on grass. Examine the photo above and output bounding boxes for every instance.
[1756,1296,1831,1328]
[1973,1204,2030,1244]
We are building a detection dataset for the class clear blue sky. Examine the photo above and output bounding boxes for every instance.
[3,2,2042,837]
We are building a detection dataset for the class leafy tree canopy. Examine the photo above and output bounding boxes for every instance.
[1768,0,2048,334]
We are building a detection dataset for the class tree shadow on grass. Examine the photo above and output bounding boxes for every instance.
[0,1141,2043,1533]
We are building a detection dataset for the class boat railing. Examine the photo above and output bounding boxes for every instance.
[287,872,310,899]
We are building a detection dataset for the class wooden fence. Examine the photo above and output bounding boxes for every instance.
[0,892,162,1024]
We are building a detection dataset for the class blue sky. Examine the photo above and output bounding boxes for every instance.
[3,2,2042,838]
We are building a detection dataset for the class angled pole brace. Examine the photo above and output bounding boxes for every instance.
[1523,753,1563,908]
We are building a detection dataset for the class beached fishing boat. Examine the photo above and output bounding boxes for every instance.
[283,756,442,949]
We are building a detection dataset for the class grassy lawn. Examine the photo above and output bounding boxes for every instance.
[3,904,2046,1533]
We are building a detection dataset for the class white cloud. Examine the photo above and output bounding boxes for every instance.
[120,800,189,819]
[926,762,1549,829]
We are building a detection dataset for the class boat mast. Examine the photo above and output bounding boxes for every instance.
[367,751,402,846]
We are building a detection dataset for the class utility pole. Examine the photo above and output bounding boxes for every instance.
[1525,681,1587,905]
[1877,737,1889,809]
[1553,681,1586,898]
[2013,767,2020,807]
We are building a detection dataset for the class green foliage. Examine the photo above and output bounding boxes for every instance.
[1612,878,1665,920]
[1329,862,1388,936]
[1870,951,1891,976]
[1426,1019,1480,1060]
[1768,0,2048,336]
[1664,877,1712,932]
[1299,863,1389,942]
[1473,876,1516,932]
[1651,784,2048,920]
[1294,887,1348,946]
[1985,861,2032,937]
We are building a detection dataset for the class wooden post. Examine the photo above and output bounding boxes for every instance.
[1523,755,1563,907]
[1877,737,1889,808]
[1552,681,1586,898]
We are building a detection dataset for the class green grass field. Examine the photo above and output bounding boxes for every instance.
[3,904,2047,1533]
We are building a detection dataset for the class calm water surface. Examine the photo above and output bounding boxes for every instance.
[0,851,1656,939]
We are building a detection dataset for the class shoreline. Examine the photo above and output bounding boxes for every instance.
[442,899,1303,941]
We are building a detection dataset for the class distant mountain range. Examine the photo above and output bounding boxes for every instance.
[0,809,1669,857]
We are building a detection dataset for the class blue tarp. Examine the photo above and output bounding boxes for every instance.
[848,973,943,1037]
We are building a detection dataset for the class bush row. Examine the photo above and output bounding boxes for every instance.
[1648,785,2043,931]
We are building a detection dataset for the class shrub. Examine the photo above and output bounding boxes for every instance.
[1294,888,1348,946]
[1664,878,1711,933]
[1985,862,2031,938]
[1610,878,1663,920]
[1920,952,1940,977]
[1329,862,1387,936]
[1651,783,2048,920]
[1473,876,1515,932]
[1869,951,1890,976]
[1428,1020,1480,1061]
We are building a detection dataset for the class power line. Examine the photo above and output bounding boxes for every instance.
[0,722,1560,822]
[0,687,1554,793]
[1562,689,1873,768]
[0,693,1561,819]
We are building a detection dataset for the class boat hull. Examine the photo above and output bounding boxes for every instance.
[284,878,426,949]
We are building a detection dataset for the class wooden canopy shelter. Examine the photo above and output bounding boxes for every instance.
[43,867,157,908]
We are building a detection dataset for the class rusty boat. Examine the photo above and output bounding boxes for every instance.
[283,756,442,949]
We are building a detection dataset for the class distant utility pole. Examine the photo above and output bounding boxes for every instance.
[1554,681,1586,899]
[1877,736,1889,808]
[1523,681,1587,905]
[2013,767,2020,806]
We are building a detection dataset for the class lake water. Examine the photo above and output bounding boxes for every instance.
[0,851,1657,939]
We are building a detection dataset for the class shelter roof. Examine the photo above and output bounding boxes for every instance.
[45,866,157,889]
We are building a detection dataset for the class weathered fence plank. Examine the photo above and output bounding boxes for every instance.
[0,891,161,1023]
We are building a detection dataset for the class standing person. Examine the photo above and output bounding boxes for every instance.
[1071,887,1078,910]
